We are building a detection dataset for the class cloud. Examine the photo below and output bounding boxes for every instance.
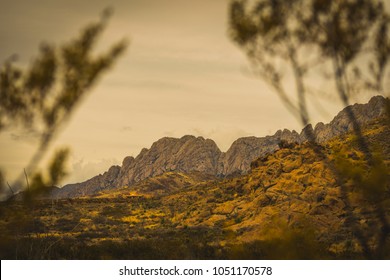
[121,126,133,132]
[190,126,252,152]
[63,158,120,185]
[163,130,176,136]
[126,79,196,92]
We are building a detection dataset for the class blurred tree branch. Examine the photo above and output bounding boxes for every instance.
[229,0,390,259]
[0,9,128,198]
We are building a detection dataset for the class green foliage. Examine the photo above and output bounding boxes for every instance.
[229,0,390,260]
[229,0,313,123]
[304,0,382,63]
[48,148,69,186]
[334,148,388,202]
[371,15,390,92]
[0,10,127,197]
[0,170,5,194]
[229,0,389,122]
[0,12,127,135]
[0,12,128,262]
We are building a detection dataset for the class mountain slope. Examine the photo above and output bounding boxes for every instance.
[54,95,388,198]
[3,115,388,259]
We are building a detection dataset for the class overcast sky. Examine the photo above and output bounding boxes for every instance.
[0,0,381,185]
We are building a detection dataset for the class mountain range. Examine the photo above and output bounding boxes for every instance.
[3,95,390,259]
[52,95,387,198]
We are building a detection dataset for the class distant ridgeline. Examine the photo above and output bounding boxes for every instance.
[51,95,387,198]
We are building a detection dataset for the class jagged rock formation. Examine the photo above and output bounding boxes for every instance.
[115,135,221,187]
[218,135,281,176]
[53,165,121,198]
[311,95,387,143]
[54,95,388,198]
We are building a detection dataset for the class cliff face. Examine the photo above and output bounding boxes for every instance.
[54,165,121,198]
[218,132,296,176]
[312,95,387,143]
[55,95,388,198]
[55,132,299,198]
[115,135,222,187]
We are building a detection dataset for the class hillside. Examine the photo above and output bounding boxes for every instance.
[1,113,389,259]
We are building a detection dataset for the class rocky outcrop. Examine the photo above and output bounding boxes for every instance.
[312,95,387,143]
[55,95,387,198]
[218,130,299,176]
[56,131,304,198]
[219,136,278,176]
[54,165,120,198]
[115,135,221,187]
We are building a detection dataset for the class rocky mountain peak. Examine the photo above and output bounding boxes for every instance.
[56,95,388,198]
[280,128,301,143]
[114,135,222,188]
[122,156,134,167]
[312,95,387,143]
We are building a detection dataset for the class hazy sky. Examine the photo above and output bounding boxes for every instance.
[0,0,380,185]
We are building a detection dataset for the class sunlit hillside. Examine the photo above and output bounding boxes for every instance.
[1,116,389,259]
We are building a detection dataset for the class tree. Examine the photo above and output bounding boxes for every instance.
[229,0,388,128]
[0,9,128,198]
[229,0,390,259]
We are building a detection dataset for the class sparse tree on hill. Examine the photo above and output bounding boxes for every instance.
[0,9,128,198]
[229,0,390,259]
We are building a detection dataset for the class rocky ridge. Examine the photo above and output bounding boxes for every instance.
[54,95,388,198]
